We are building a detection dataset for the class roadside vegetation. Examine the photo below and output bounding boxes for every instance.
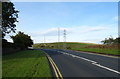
[3,50,51,77]
[2,1,33,55]
[33,42,120,56]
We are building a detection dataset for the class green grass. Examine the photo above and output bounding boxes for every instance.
[71,47,119,55]
[33,42,120,56]
[3,50,52,77]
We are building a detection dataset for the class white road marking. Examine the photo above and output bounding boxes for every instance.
[59,51,120,75]
[62,52,97,63]
[93,63,120,74]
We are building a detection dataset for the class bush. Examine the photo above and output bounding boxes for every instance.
[11,31,33,49]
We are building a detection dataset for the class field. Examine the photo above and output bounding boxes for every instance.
[33,42,120,56]
[2,50,51,77]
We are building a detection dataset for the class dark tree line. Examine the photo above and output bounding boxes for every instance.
[2,1,33,50]
[2,2,19,38]
[101,37,120,44]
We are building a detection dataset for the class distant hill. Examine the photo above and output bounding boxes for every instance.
[33,42,119,56]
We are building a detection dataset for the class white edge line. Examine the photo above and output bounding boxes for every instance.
[60,51,120,75]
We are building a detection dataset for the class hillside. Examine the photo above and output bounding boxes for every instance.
[33,42,119,56]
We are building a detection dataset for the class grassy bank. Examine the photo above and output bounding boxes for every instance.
[33,42,119,56]
[3,50,51,77]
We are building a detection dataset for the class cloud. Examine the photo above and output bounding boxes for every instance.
[85,26,109,32]
[26,25,115,43]
[66,25,109,34]
[6,24,117,43]
[113,16,120,21]
[29,26,108,37]
[29,27,72,36]
[82,39,102,43]
[113,16,118,21]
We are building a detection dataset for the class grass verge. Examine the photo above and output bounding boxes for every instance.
[71,47,119,55]
[33,42,120,56]
[2,50,52,77]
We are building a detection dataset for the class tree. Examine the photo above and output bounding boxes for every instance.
[101,37,114,44]
[2,2,19,38]
[114,37,120,44]
[101,38,108,44]
[101,37,120,44]
[11,32,33,49]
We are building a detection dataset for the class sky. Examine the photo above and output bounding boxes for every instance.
[6,2,118,44]
[10,0,120,2]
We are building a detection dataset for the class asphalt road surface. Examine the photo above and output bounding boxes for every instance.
[42,49,120,78]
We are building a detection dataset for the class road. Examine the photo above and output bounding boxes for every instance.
[42,49,120,78]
